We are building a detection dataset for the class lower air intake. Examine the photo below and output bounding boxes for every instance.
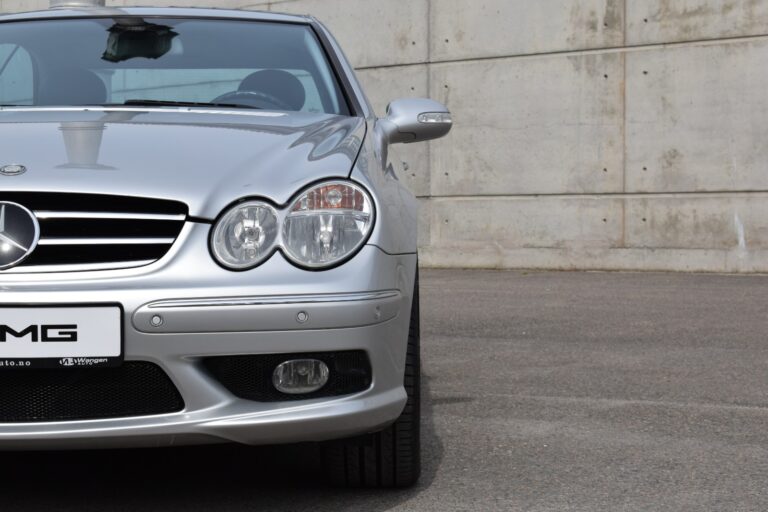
[204,351,372,402]
[0,361,184,422]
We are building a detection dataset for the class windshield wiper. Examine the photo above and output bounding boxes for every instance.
[119,99,261,109]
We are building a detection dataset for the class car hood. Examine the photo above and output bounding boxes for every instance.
[0,108,366,219]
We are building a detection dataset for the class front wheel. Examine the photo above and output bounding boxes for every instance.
[322,271,421,488]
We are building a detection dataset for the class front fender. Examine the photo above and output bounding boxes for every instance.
[352,119,418,255]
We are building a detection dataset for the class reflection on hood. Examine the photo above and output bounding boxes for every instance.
[0,109,365,218]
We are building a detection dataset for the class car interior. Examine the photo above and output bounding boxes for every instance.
[212,69,307,110]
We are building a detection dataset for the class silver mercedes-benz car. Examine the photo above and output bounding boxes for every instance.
[0,1,451,488]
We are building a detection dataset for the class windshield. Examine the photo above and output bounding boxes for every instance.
[0,17,350,115]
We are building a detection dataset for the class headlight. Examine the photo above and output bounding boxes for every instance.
[282,181,375,268]
[210,181,375,271]
[211,201,279,270]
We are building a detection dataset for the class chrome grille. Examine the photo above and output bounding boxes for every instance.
[0,193,187,272]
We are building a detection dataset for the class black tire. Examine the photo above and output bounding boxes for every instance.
[322,271,421,488]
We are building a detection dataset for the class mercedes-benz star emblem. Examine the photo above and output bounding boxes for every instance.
[0,202,40,270]
[0,164,27,176]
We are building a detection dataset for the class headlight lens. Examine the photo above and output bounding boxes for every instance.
[211,201,279,269]
[282,181,374,268]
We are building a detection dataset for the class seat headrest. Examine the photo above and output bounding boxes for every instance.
[238,69,306,111]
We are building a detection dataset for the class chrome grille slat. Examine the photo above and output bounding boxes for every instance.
[38,238,176,246]
[33,211,187,221]
[0,193,188,272]
[0,260,158,274]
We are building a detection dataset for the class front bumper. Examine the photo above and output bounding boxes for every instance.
[0,224,417,449]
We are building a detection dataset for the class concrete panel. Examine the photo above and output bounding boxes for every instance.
[429,52,624,196]
[428,196,622,250]
[269,0,428,68]
[628,0,768,45]
[422,194,768,272]
[0,0,49,12]
[431,0,624,61]
[357,64,429,197]
[626,40,768,193]
[625,195,768,250]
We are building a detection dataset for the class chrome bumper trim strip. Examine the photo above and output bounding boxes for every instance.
[147,290,400,309]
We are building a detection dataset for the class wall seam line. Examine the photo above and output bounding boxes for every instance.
[354,32,768,71]
[620,0,627,248]
[417,191,768,200]
[424,0,433,251]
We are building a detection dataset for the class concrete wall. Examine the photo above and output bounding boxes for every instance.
[4,0,768,272]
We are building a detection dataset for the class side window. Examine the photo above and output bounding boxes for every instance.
[0,44,33,105]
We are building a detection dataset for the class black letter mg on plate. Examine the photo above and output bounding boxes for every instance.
[0,305,122,368]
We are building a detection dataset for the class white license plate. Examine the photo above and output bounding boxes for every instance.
[0,305,122,369]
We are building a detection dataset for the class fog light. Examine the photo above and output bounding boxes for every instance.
[272,359,329,394]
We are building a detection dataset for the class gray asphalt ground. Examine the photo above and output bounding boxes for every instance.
[2,269,768,511]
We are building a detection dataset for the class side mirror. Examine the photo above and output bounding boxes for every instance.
[378,98,452,144]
